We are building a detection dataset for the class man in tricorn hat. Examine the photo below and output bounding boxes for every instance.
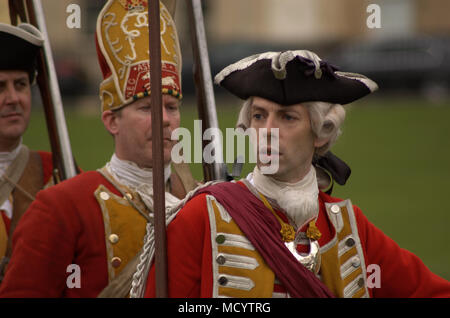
[136,50,450,297]
[0,23,54,284]
[0,0,197,297]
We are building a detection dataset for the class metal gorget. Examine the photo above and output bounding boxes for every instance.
[285,232,321,274]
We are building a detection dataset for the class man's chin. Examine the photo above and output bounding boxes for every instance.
[164,146,174,165]
[163,155,172,166]
[0,129,26,143]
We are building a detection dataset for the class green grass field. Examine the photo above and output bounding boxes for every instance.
[23,94,450,280]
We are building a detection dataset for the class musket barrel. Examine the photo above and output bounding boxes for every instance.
[188,0,227,181]
[30,0,77,179]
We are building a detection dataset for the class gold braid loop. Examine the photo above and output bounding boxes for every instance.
[258,192,296,242]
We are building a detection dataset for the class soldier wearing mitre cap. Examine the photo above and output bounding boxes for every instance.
[0,0,197,297]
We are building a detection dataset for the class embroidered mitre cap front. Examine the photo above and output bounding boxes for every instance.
[96,0,182,112]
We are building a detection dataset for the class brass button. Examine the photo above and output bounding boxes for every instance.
[330,205,340,214]
[111,257,122,268]
[351,256,361,268]
[100,192,110,201]
[357,277,365,288]
[216,255,226,265]
[345,237,355,247]
[215,234,226,244]
[124,193,133,200]
[218,276,228,286]
[109,234,119,244]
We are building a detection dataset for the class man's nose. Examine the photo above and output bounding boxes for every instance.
[162,106,170,126]
[263,114,277,136]
[5,84,20,105]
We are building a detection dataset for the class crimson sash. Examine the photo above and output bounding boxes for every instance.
[196,181,334,298]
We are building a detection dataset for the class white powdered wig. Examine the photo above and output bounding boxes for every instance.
[303,101,346,156]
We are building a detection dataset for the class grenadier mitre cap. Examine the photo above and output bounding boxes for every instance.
[0,23,43,81]
[214,50,378,105]
[96,0,182,112]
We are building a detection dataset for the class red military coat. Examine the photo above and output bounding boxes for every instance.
[144,181,450,298]
[37,151,53,186]
[0,171,149,297]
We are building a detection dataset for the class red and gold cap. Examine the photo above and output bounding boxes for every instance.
[96,0,182,112]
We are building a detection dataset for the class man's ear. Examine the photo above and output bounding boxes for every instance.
[314,136,330,148]
[102,110,119,136]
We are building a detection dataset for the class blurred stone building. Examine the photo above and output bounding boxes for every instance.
[206,0,450,42]
[0,0,449,101]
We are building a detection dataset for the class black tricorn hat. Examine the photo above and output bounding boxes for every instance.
[214,50,378,105]
[0,23,43,82]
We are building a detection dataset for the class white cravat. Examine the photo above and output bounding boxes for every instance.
[0,141,23,219]
[248,165,319,230]
[105,154,180,214]
[0,141,23,174]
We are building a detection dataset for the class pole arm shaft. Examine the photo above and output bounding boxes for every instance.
[187,0,227,181]
[148,0,168,298]
[28,0,77,180]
